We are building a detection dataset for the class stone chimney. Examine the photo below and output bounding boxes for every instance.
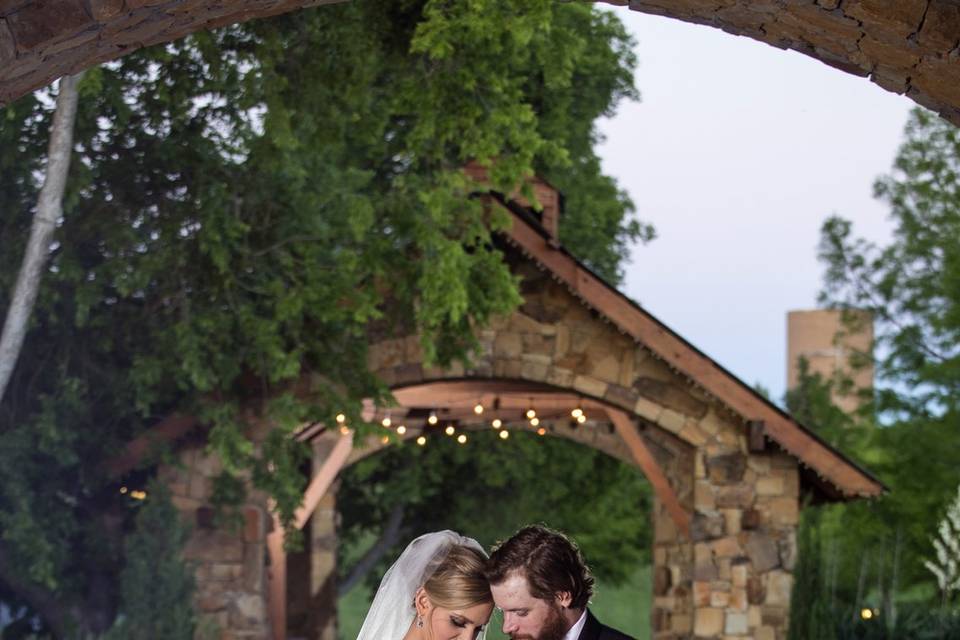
[463,161,561,241]
[786,309,874,414]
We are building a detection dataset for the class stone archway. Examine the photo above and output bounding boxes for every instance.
[151,190,881,640]
[1,1,959,123]
[282,377,695,640]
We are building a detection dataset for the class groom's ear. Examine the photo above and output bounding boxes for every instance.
[556,591,573,609]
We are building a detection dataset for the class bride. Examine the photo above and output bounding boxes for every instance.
[356,530,493,640]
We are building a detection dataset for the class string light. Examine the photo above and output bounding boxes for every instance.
[576,414,587,424]
[499,430,510,440]
[119,486,128,494]
[416,436,427,446]
[473,403,484,415]
[571,407,583,419]
[537,427,546,436]
[457,434,467,444]
[525,408,536,420]
[130,490,147,500]
[445,425,456,436]
[396,425,407,435]
[335,413,346,424]
[491,418,502,429]
[340,425,351,435]
[381,435,390,444]
[427,411,438,425]
[530,417,540,427]
[381,415,392,428]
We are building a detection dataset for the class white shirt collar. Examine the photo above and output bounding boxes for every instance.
[563,609,588,640]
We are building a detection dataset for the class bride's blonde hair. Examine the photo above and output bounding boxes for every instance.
[422,544,492,610]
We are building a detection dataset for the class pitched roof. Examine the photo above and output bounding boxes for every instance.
[493,194,885,501]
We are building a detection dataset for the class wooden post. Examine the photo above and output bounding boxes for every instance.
[267,511,287,640]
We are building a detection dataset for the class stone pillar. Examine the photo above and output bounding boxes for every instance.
[160,445,272,639]
[652,497,694,639]
[284,436,340,640]
[690,444,799,640]
[307,484,339,639]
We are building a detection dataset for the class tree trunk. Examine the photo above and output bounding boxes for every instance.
[0,72,83,403]
[339,504,405,595]
[0,540,78,638]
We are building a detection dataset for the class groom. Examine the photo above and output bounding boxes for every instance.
[486,525,635,640]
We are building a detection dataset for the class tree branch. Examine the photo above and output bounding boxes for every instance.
[0,72,84,403]
[339,503,405,595]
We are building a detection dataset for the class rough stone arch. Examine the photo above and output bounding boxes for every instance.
[1,1,959,123]
[149,189,881,639]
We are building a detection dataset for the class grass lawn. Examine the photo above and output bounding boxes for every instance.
[338,565,651,640]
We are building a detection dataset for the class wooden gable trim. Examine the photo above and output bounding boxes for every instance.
[498,201,884,499]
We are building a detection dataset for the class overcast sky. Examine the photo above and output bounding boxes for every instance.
[596,9,914,402]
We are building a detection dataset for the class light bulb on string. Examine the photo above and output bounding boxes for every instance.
[525,408,536,420]
[381,435,390,444]
[396,425,407,435]
[416,436,427,446]
[339,425,351,435]
[571,407,583,419]
[577,414,587,424]
[473,403,484,415]
[457,434,467,445]
[530,417,540,427]
[445,425,456,436]
[491,418,502,429]
[335,413,346,424]
[427,411,438,425]
[381,415,392,428]
[537,427,546,436]
[499,429,510,440]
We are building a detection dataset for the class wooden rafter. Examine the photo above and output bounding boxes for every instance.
[608,409,691,538]
[293,431,354,530]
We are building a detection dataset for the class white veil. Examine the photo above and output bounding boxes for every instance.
[355,530,488,640]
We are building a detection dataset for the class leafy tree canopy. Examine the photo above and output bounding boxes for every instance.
[0,0,645,633]
[792,108,960,616]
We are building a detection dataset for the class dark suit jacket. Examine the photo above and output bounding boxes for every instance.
[577,609,636,640]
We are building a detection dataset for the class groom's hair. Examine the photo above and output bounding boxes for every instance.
[485,525,594,610]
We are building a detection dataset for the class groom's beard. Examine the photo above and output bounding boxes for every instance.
[508,603,567,640]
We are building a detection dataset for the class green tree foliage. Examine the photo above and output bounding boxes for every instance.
[788,506,837,640]
[788,109,960,626]
[819,108,960,418]
[101,482,196,640]
[0,1,644,632]
[337,429,652,596]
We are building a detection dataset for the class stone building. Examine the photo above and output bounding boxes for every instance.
[786,309,874,414]
[107,176,888,640]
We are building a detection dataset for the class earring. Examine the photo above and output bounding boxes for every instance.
[417,615,424,629]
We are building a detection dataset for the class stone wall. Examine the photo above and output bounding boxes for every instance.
[159,445,273,639]
[2,1,959,124]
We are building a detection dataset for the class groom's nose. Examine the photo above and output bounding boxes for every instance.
[501,613,518,634]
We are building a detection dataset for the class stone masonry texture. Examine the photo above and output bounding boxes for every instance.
[0,1,959,125]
